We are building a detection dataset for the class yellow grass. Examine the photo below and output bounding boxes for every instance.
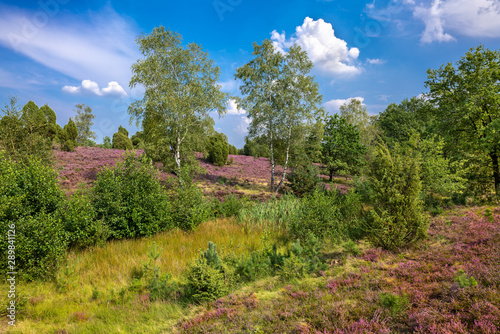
[0,218,268,333]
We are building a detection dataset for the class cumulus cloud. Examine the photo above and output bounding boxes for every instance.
[0,5,139,88]
[324,97,365,114]
[62,80,127,97]
[226,99,246,115]
[271,17,362,77]
[411,0,500,43]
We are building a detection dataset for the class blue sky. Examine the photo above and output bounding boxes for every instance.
[1,0,500,148]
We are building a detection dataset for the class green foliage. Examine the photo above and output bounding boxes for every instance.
[185,242,233,303]
[235,39,324,192]
[57,188,109,249]
[364,143,429,251]
[0,154,68,280]
[339,98,379,147]
[102,136,112,149]
[142,242,177,301]
[91,152,172,239]
[238,194,301,231]
[454,269,478,288]
[379,292,409,317]
[211,194,245,219]
[342,240,361,256]
[112,131,133,150]
[279,252,307,281]
[207,132,229,166]
[425,45,500,196]
[128,26,228,175]
[62,118,78,152]
[171,171,213,230]
[286,164,322,197]
[74,104,96,145]
[118,125,129,137]
[378,96,437,146]
[242,138,270,157]
[131,131,145,149]
[8,212,68,281]
[228,144,238,155]
[0,97,54,164]
[322,114,366,180]
[288,190,344,241]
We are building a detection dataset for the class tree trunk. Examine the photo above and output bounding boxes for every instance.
[275,127,292,193]
[491,149,500,196]
[270,133,275,193]
[175,136,182,186]
[330,169,333,182]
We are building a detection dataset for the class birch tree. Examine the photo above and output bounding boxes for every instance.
[128,27,228,176]
[235,40,323,193]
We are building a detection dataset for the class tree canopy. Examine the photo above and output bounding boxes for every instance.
[74,104,96,145]
[128,26,228,176]
[235,39,323,192]
[425,45,500,195]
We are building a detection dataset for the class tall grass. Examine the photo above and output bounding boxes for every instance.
[237,194,301,232]
[0,218,268,333]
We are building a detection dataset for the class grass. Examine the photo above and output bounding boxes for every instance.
[0,218,270,333]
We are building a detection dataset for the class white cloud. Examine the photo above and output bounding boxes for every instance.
[411,0,500,43]
[236,116,251,134]
[271,17,362,77]
[62,80,127,97]
[366,58,386,65]
[0,5,139,89]
[218,79,239,93]
[226,99,246,115]
[324,97,365,114]
[414,0,455,43]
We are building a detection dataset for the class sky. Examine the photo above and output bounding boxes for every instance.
[1,0,500,148]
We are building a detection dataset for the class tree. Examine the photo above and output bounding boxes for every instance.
[235,39,324,193]
[128,26,228,177]
[74,104,96,145]
[425,45,500,195]
[322,114,366,181]
[364,142,428,251]
[62,118,78,152]
[339,99,378,146]
[112,127,133,150]
[377,96,437,146]
[207,132,229,166]
[0,97,53,164]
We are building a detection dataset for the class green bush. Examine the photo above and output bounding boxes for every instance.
[211,194,245,218]
[91,152,172,239]
[4,212,68,281]
[171,174,213,230]
[112,131,133,150]
[185,242,233,303]
[207,133,229,166]
[142,242,178,301]
[288,190,344,241]
[364,143,429,251]
[0,153,63,221]
[58,188,109,249]
[379,292,409,317]
[286,164,322,197]
[118,125,129,137]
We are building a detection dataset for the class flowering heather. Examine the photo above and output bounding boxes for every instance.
[175,206,500,333]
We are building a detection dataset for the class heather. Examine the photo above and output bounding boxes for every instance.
[175,207,500,333]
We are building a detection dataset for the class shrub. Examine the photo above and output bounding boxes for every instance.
[207,133,229,166]
[211,194,245,218]
[58,188,109,249]
[102,136,112,149]
[118,125,129,137]
[379,292,409,317]
[364,143,429,251]
[143,242,178,301]
[185,242,233,303]
[112,131,133,150]
[286,164,322,197]
[0,153,63,221]
[171,172,213,230]
[4,212,68,281]
[91,152,172,239]
[288,190,344,241]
